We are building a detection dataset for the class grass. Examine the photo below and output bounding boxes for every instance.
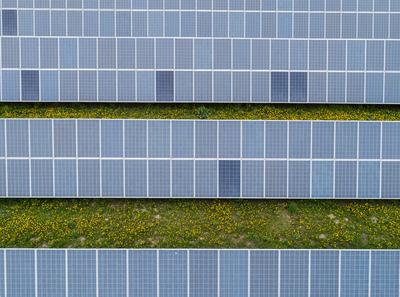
[1,102,400,249]
[2,102,400,121]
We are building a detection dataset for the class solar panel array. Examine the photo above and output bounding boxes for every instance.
[1,0,400,103]
[2,119,400,199]
[0,249,399,296]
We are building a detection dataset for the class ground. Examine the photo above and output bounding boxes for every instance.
[1,103,400,249]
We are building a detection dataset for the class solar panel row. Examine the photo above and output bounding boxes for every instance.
[0,249,398,297]
[1,0,399,103]
[2,0,400,12]
[3,9,400,39]
[1,119,400,199]
[1,38,399,102]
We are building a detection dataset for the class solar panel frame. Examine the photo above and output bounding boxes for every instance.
[0,249,399,296]
[3,119,400,199]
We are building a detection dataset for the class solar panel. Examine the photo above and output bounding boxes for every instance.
[1,1,399,103]
[3,119,400,199]
[0,249,399,296]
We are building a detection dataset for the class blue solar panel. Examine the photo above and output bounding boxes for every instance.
[128,250,157,297]
[190,250,218,297]
[310,251,339,297]
[6,250,35,297]
[341,251,369,297]
[220,250,248,297]
[159,250,187,297]
[30,120,52,157]
[68,250,96,297]
[78,159,100,197]
[289,122,311,158]
[171,121,193,158]
[195,121,217,158]
[242,122,264,158]
[37,250,66,297]
[0,121,4,158]
[125,160,147,197]
[281,251,309,297]
[219,121,240,158]
[312,161,334,198]
[312,122,334,158]
[54,159,77,197]
[250,250,278,296]
[265,160,287,198]
[148,121,170,158]
[195,160,218,198]
[7,159,29,197]
[6,120,29,157]
[371,251,399,296]
[172,160,194,198]
[78,120,100,158]
[54,120,76,157]
[101,160,124,197]
[0,160,5,197]
[98,250,126,297]
[149,160,170,198]
[242,161,264,198]
[265,121,287,158]
[359,162,381,199]
[288,161,310,198]
[31,159,53,197]
[4,119,400,199]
